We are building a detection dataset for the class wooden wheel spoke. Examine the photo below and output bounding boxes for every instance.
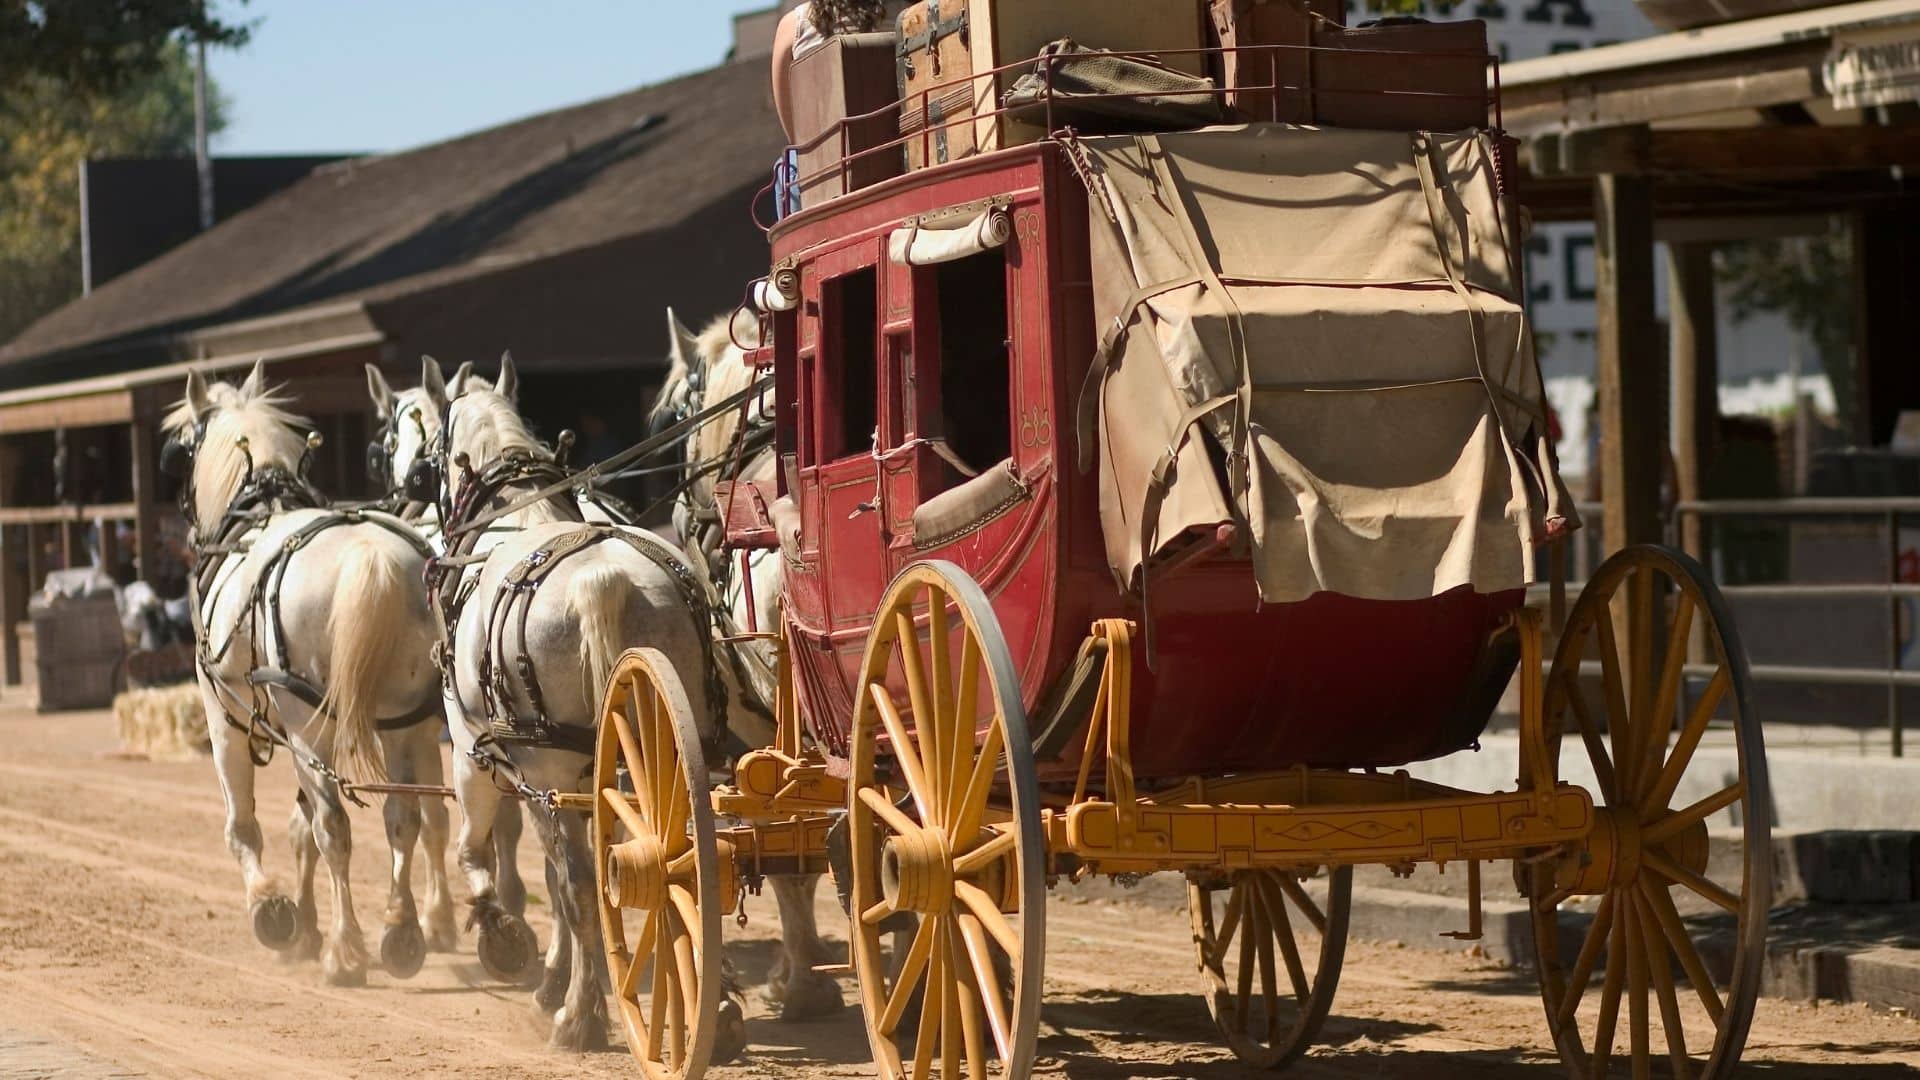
[953,914,989,1078]
[1644,850,1742,914]
[1636,591,1696,804]
[953,828,1016,878]
[859,785,922,838]
[1628,568,1656,748]
[881,916,938,1036]
[610,705,655,824]
[602,786,649,841]
[911,921,944,1080]
[1639,878,1726,1024]
[1255,874,1312,1005]
[926,586,961,817]
[1565,687,1622,802]
[1253,886,1281,1041]
[671,920,700,1063]
[1625,887,1651,1079]
[895,610,941,824]
[1644,781,1745,845]
[668,883,702,953]
[667,847,697,878]
[1594,608,1635,803]
[1277,875,1328,935]
[939,919,961,1080]
[951,720,1003,845]
[1592,898,1626,1074]
[955,880,1020,957]
[649,688,676,834]
[951,631,982,815]
[648,908,670,1061]
[662,761,692,851]
[871,683,937,823]
[1643,667,1730,817]
[957,912,1013,1062]
[1555,891,1615,1030]
[1236,885,1261,1030]
[862,897,897,927]
[620,910,658,1002]
[1633,889,1694,1080]
[1207,885,1246,970]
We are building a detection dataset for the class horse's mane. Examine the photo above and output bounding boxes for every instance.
[449,385,552,467]
[166,375,309,529]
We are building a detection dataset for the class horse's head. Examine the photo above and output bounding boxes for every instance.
[365,364,445,505]
[652,307,768,519]
[418,352,557,522]
[164,360,311,533]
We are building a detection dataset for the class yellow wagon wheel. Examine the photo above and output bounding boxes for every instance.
[848,561,1047,1080]
[1531,545,1771,1080]
[1189,865,1352,1069]
[592,648,726,1080]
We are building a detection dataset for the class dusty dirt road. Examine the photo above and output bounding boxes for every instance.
[1,703,1914,1079]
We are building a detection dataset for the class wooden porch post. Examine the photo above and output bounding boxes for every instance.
[1668,243,1718,566]
[130,404,161,586]
[0,436,18,686]
[1594,171,1664,555]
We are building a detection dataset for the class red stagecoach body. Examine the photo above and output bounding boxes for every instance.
[762,136,1526,781]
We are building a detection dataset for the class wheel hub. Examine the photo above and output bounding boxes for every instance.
[1560,803,1710,895]
[605,835,669,910]
[881,827,953,915]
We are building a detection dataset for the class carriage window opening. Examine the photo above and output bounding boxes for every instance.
[823,267,879,462]
[932,250,1012,482]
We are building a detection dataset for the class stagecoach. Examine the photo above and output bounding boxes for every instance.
[585,17,1771,1080]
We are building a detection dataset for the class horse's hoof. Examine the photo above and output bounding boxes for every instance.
[323,942,368,988]
[323,960,368,988]
[714,995,749,1064]
[549,1003,610,1053]
[251,896,300,951]
[769,969,845,1022]
[381,921,427,979]
[476,911,539,984]
[534,966,569,1015]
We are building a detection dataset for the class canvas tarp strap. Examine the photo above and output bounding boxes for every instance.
[1076,270,1204,473]
[1139,134,1255,502]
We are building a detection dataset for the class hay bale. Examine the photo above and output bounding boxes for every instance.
[114,684,210,760]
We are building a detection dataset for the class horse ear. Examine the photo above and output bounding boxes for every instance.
[365,364,394,421]
[238,358,266,399]
[496,350,518,402]
[184,368,213,425]
[666,308,699,371]
[420,355,448,412]
[448,361,474,399]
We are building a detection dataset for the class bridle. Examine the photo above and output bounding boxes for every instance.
[367,395,436,507]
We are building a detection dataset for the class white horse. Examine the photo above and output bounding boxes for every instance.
[364,365,533,925]
[421,354,727,1050]
[170,362,452,987]
[656,308,844,1022]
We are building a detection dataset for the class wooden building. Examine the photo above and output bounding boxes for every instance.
[0,57,785,685]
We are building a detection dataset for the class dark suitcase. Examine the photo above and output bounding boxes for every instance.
[1310,18,1490,132]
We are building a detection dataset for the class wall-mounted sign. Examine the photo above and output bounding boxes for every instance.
[1825,24,1920,110]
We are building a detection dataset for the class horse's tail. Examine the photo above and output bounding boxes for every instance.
[567,562,630,707]
[319,536,408,783]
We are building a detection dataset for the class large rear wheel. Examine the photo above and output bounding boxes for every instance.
[1531,545,1771,1080]
[592,648,730,1080]
[847,562,1047,1080]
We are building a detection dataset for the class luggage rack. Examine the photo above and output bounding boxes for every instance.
[771,38,1505,226]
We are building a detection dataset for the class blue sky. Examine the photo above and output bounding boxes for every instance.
[212,1,777,155]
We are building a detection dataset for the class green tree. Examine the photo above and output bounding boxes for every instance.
[1715,227,1855,426]
[0,1,249,98]
[0,41,227,343]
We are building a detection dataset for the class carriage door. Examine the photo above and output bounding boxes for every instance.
[899,244,1016,555]
[809,246,894,629]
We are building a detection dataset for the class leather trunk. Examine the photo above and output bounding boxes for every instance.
[897,0,978,170]
[1206,0,1345,124]
[792,32,904,205]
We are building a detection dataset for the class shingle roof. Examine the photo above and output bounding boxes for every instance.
[0,57,785,382]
